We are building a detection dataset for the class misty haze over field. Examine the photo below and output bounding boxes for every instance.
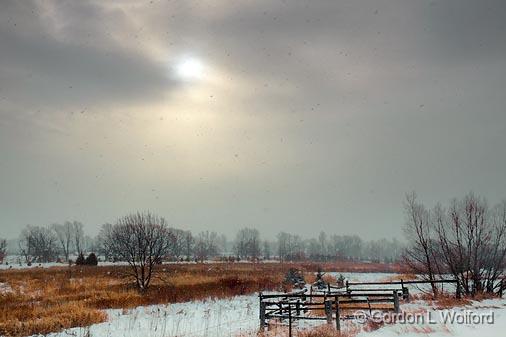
[1,0,506,240]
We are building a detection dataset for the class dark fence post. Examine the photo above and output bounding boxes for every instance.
[403,287,410,302]
[456,280,462,299]
[393,290,400,313]
[296,299,301,316]
[335,296,341,331]
[400,279,408,301]
[259,293,266,330]
[288,303,292,337]
[499,279,504,298]
[325,300,333,324]
[346,280,349,293]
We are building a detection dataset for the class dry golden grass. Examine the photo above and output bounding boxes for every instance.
[298,325,360,337]
[0,261,400,336]
[0,301,107,336]
[362,318,385,333]
[304,272,338,285]
[410,292,474,309]
[323,274,337,284]
[380,273,418,282]
[0,264,284,336]
[248,324,360,337]
[433,295,472,309]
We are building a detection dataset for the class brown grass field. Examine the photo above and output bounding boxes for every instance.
[0,261,403,336]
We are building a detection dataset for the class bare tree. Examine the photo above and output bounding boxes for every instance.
[182,230,194,261]
[318,231,327,257]
[52,222,73,261]
[168,228,186,260]
[18,225,58,263]
[217,234,228,256]
[72,221,84,255]
[277,232,305,261]
[435,194,506,295]
[405,192,506,296]
[97,223,114,261]
[277,232,289,262]
[0,238,6,263]
[194,231,218,262]
[262,240,272,260]
[234,227,260,260]
[483,201,506,292]
[105,212,174,291]
[403,192,440,295]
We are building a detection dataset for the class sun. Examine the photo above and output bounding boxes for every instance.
[175,57,204,81]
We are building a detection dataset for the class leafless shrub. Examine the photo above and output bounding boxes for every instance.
[0,238,6,263]
[404,192,506,296]
[403,192,441,295]
[194,230,219,262]
[234,227,260,260]
[18,225,58,263]
[104,212,175,291]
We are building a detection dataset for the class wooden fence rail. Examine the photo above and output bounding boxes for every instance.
[259,278,469,335]
[259,277,505,336]
[259,290,400,335]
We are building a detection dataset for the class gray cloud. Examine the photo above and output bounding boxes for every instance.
[1,0,506,240]
[0,1,175,113]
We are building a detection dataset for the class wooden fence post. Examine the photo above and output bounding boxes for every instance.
[325,300,333,324]
[499,279,504,298]
[259,293,266,330]
[456,280,462,299]
[393,290,400,313]
[288,303,292,337]
[400,279,410,302]
[335,296,340,331]
[346,280,349,293]
[296,300,301,316]
[403,287,410,302]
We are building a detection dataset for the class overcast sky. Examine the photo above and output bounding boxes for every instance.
[1,0,506,240]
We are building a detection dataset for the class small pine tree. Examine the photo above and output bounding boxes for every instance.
[85,253,98,266]
[285,268,305,288]
[75,252,85,265]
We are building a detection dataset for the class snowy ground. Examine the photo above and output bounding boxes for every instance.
[44,294,260,337]
[0,255,280,270]
[23,272,504,337]
[2,262,503,337]
[0,282,13,294]
[355,298,506,337]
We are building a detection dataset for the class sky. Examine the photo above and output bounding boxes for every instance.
[1,0,506,240]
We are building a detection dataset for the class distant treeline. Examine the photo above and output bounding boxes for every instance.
[0,220,404,264]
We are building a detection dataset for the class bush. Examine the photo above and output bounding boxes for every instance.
[85,253,98,266]
[75,252,85,265]
[284,268,305,288]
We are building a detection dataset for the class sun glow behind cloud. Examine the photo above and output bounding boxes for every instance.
[173,56,205,82]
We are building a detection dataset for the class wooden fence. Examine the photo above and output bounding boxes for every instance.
[258,278,471,335]
[259,290,400,333]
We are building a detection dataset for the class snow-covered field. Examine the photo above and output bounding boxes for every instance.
[0,255,280,270]
[1,261,502,337]
[21,271,504,337]
[356,298,506,337]
[44,295,260,337]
